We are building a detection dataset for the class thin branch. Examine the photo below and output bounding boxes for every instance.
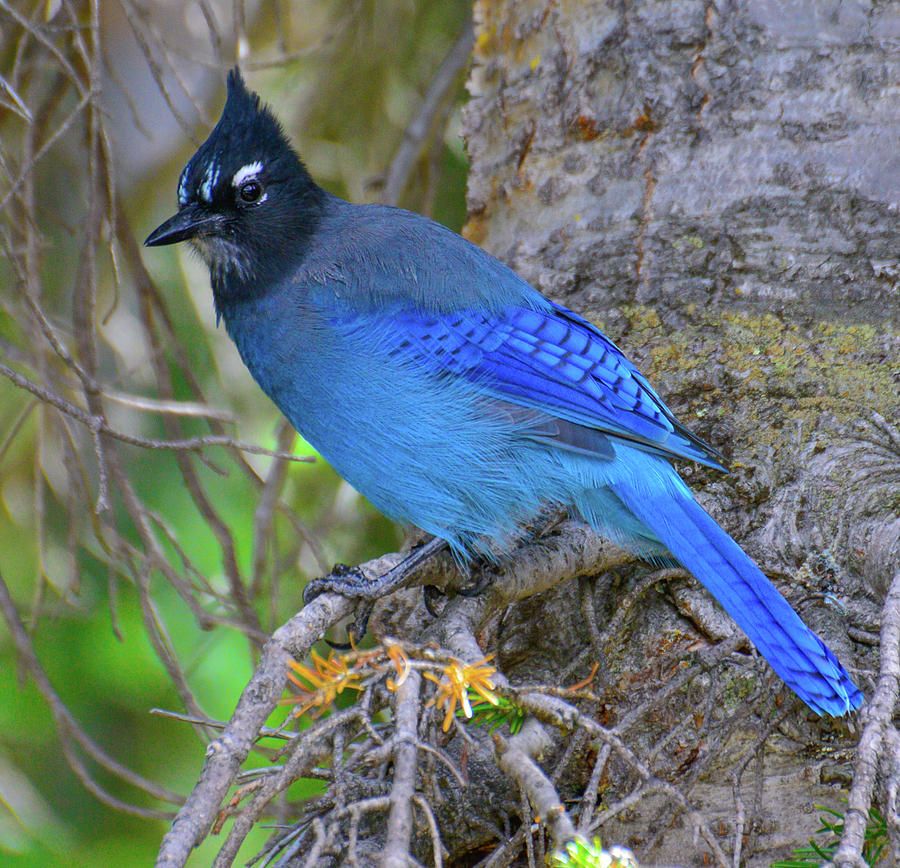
[829,570,900,867]
[0,359,310,461]
[494,718,576,851]
[380,19,474,206]
[731,704,794,867]
[210,708,361,868]
[150,708,295,741]
[381,670,423,868]
[413,794,444,868]
[251,419,295,603]
[576,743,611,833]
[0,566,184,809]
[154,592,354,868]
[512,691,731,868]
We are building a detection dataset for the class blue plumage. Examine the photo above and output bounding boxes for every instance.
[145,69,862,716]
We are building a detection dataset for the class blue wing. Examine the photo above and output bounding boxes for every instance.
[379,301,725,469]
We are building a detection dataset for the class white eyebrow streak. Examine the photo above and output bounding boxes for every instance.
[232,161,264,187]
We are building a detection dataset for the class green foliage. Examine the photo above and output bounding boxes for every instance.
[462,691,526,734]
[771,805,888,868]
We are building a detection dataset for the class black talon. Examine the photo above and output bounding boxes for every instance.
[423,584,446,617]
[349,602,374,643]
[322,599,375,649]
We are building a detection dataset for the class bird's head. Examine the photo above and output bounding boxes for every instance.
[145,68,323,294]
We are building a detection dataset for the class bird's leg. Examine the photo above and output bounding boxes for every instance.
[303,536,449,605]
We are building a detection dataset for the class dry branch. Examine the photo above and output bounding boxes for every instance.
[830,570,900,867]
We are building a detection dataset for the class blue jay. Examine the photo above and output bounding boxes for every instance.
[146,69,862,716]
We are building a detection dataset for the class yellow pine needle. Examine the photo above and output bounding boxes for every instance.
[283,649,363,716]
[425,655,499,731]
[568,661,600,692]
[384,640,411,691]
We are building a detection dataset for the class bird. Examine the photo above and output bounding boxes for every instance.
[145,68,862,717]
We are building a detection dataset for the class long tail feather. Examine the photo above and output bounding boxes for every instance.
[614,486,863,716]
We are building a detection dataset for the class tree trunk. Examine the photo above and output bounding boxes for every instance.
[436,0,899,862]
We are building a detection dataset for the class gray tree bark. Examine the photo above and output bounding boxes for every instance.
[421,0,900,863]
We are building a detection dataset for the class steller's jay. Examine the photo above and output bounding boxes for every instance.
[146,69,862,717]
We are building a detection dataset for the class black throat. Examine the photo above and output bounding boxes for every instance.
[208,180,327,319]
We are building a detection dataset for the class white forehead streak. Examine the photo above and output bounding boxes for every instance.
[232,161,264,187]
[200,162,220,203]
[177,169,189,206]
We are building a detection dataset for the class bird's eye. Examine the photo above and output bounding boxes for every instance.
[238,180,263,204]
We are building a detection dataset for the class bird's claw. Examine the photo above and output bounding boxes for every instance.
[303,561,404,645]
[423,584,445,617]
[420,568,490,614]
[322,601,375,649]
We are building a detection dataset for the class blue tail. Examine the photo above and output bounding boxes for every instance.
[613,486,863,716]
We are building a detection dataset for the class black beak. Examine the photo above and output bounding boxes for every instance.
[144,204,224,247]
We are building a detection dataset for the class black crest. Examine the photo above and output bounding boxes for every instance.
[176,68,303,209]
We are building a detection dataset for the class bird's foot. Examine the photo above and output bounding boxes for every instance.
[420,562,492,616]
[303,537,450,640]
[320,601,374,650]
[303,565,379,647]
[303,563,387,604]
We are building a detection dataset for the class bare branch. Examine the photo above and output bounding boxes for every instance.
[381,670,423,868]
[381,19,474,206]
[154,592,354,868]
[495,718,576,850]
[0,359,311,461]
[0,566,184,810]
[829,570,900,867]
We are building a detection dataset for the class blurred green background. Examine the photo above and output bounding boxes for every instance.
[0,1,471,864]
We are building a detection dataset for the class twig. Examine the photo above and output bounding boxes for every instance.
[512,691,731,868]
[576,743,611,833]
[829,570,900,867]
[154,592,354,868]
[252,419,295,602]
[614,634,745,733]
[149,708,295,741]
[731,704,793,867]
[0,359,310,460]
[494,718,576,850]
[101,391,234,420]
[380,19,474,206]
[118,0,208,135]
[300,817,331,868]
[210,708,361,867]
[413,794,445,868]
[0,566,183,810]
[381,670,423,868]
